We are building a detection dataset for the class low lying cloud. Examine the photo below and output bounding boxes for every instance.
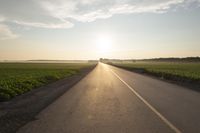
[0,15,5,22]
[0,24,18,40]
[0,15,18,40]
[14,21,74,29]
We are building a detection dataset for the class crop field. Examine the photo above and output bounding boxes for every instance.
[111,61,200,83]
[0,63,95,101]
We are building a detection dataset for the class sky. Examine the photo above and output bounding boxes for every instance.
[0,0,200,60]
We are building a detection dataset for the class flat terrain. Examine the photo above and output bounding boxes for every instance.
[110,61,200,82]
[0,63,95,101]
[109,61,200,91]
[17,63,200,133]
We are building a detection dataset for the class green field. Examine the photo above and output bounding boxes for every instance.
[0,63,95,101]
[111,61,200,83]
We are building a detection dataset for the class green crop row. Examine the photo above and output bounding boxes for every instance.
[0,63,95,101]
[111,62,200,82]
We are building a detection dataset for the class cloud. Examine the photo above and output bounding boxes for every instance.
[0,15,6,22]
[0,15,18,40]
[0,24,18,40]
[0,0,199,30]
[109,0,185,14]
[0,0,73,29]
[39,0,198,23]
[14,21,74,29]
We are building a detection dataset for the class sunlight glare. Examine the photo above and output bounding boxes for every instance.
[96,34,113,53]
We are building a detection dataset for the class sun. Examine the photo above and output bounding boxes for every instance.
[96,34,112,53]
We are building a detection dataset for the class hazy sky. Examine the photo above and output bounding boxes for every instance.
[0,0,200,60]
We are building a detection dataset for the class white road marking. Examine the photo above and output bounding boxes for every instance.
[110,69,182,133]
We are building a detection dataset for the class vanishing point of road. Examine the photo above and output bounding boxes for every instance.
[18,63,200,133]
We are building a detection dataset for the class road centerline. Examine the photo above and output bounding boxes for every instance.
[109,68,182,133]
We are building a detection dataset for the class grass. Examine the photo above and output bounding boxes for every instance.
[110,61,200,83]
[0,63,95,101]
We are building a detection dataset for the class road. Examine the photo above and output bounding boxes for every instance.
[17,63,200,133]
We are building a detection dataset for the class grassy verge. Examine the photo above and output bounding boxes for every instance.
[0,63,95,101]
[109,61,200,86]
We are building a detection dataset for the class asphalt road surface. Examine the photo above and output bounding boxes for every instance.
[17,63,200,133]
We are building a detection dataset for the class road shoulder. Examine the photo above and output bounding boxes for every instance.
[109,64,200,92]
[0,65,96,133]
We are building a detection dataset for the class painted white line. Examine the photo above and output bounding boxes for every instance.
[110,69,182,133]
